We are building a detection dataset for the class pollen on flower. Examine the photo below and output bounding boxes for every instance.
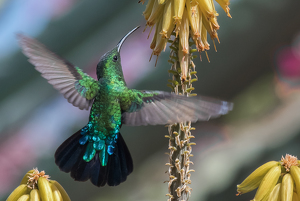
[27,168,50,189]
[281,154,298,172]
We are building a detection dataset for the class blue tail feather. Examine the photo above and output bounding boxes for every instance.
[54,128,133,187]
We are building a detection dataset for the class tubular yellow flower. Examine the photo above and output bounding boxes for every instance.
[143,0,155,21]
[178,41,189,81]
[6,168,71,201]
[160,0,174,39]
[215,0,231,18]
[196,0,215,19]
[202,13,219,43]
[237,154,300,201]
[201,24,210,50]
[252,165,281,201]
[179,8,189,56]
[173,0,186,35]
[268,183,281,201]
[142,0,231,58]
[147,0,164,27]
[281,173,294,201]
[153,18,167,57]
[290,166,300,201]
[237,161,279,195]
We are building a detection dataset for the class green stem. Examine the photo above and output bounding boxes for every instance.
[166,35,197,201]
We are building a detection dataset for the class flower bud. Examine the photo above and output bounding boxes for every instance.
[290,166,300,201]
[253,165,281,201]
[267,183,281,201]
[281,173,294,201]
[237,161,279,195]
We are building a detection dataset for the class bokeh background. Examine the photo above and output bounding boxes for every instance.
[1,0,300,200]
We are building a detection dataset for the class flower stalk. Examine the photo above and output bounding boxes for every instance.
[165,34,197,200]
[141,0,232,200]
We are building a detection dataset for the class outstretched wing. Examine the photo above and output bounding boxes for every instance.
[18,34,99,110]
[120,90,233,126]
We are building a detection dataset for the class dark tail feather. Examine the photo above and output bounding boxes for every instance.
[54,130,133,187]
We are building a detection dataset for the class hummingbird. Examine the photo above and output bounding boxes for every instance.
[18,26,233,187]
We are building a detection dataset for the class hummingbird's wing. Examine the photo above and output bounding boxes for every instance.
[120,90,233,126]
[18,34,100,110]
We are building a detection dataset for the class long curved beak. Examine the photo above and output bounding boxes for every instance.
[117,26,140,52]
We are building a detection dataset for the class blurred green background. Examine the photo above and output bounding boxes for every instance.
[1,0,300,200]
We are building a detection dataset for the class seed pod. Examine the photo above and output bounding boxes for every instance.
[143,0,155,21]
[160,0,175,38]
[237,161,279,195]
[281,173,293,201]
[215,0,231,18]
[253,165,281,201]
[290,166,300,201]
[179,8,189,56]
[267,183,281,201]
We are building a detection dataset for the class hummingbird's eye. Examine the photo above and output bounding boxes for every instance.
[113,55,118,62]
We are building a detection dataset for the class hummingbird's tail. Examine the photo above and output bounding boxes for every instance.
[54,129,133,187]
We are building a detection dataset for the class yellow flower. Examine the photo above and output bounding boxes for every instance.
[7,168,71,201]
[237,154,300,201]
[141,0,231,58]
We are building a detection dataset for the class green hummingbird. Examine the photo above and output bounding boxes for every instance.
[18,26,232,187]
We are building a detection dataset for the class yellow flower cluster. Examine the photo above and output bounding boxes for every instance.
[141,0,231,57]
[237,154,300,201]
[7,168,71,201]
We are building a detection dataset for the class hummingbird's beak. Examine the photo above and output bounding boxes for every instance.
[117,26,140,52]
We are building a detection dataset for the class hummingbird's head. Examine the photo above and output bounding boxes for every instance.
[96,26,140,80]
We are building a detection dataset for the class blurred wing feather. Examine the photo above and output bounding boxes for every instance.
[18,34,99,110]
[121,90,233,126]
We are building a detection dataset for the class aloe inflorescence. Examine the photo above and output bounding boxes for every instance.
[7,168,71,201]
[237,154,300,201]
